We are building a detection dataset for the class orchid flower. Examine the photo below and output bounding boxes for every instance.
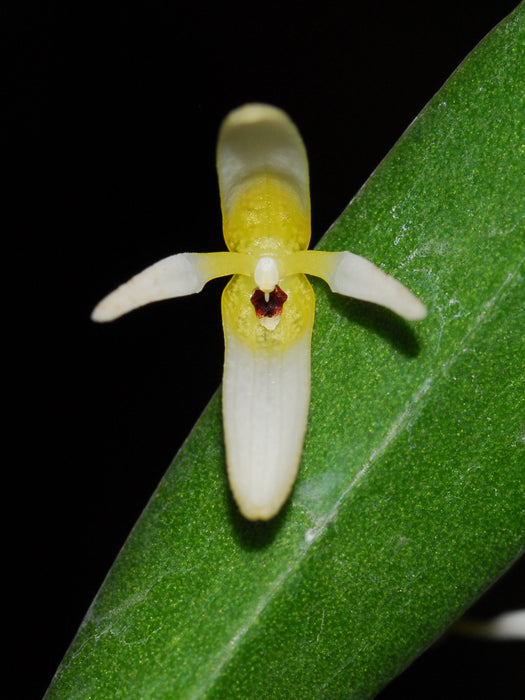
[92,104,427,521]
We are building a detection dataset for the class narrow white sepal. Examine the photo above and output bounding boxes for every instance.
[329,251,427,321]
[222,327,311,520]
[217,103,309,217]
[91,253,207,322]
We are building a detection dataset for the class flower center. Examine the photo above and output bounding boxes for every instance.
[250,286,288,330]
[254,256,280,292]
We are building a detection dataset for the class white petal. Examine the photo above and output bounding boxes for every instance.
[217,103,310,219]
[285,251,427,321]
[91,252,253,322]
[91,253,205,322]
[222,324,311,520]
[329,251,427,321]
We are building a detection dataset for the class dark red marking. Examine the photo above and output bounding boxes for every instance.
[250,285,288,319]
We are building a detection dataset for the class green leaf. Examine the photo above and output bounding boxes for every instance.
[47,5,525,698]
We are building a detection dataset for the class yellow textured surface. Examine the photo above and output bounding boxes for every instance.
[222,176,310,254]
[221,272,315,351]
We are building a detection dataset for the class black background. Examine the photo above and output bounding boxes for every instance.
[8,1,523,697]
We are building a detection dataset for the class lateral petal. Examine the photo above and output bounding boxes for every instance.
[286,250,427,321]
[91,252,252,322]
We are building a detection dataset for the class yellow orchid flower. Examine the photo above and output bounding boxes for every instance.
[92,104,427,521]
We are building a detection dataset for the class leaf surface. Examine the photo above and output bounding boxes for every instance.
[47,5,525,698]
